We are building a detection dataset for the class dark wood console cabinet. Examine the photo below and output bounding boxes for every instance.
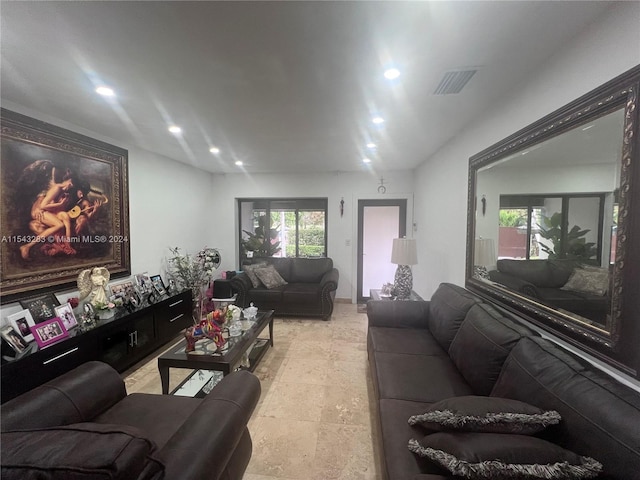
[1,290,192,403]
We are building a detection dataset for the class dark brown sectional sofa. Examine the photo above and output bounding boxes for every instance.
[231,257,339,320]
[367,283,640,480]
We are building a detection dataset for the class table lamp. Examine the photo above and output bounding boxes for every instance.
[391,237,418,300]
[474,237,496,279]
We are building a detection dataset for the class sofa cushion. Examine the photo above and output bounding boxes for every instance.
[242,262,267,288]
[560,266,609,296]
[282,283,320,303]
[368,327,448,356]
[94,393,202,449]
[378,399,452,478]
[428,283,481,351]
[0,422,164,480]
[246,286,285,304]
[373,352,473,403]
[255,264,288,289]
[449,304,532,395]
[408,396,560,434]
[290,257,333,283]
[408,432,602,479]
[491,337,640,480]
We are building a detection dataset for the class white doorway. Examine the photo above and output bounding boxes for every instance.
[357,199,407,303]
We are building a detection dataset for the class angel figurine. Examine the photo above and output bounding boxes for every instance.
[77,267,110,307]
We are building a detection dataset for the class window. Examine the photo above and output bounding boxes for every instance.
[498,194,605,263]
[238,198,328,261]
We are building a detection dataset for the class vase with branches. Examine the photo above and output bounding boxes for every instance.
[167,246,221,322]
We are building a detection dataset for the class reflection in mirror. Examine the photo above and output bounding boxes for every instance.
[474,107,624,331]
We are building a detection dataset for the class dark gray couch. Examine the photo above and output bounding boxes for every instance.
[1,362,261,480]
[230,257,339,320]
[367,282,640,480]
[488,259,610,324]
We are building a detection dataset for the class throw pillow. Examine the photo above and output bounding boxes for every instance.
[408,396,561,434]
[408,432,602,480]
[560,267,609,296]
[243,263,267,288]
[255,264,288,289]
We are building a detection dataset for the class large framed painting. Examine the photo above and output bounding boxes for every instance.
[1,109,130,303]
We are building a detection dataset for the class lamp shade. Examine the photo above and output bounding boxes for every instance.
[391,238,418,266]
[474,238,496,267]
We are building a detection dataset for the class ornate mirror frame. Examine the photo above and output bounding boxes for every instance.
[466,65,640,377]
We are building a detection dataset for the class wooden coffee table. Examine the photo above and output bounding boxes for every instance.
[157,310,274,394]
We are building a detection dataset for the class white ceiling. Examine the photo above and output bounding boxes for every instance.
[1,1,615,174]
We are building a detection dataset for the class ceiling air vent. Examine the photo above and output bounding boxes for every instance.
[433,69,477,95]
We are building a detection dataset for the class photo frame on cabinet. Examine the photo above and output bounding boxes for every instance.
[19,292,60,324]
[30,317,68,348]
[150,274,167,296]
[110,280,134,298]
[54,303,78,331]
[0,108,130,303]
[1,325,28,354]
[7,309,36,343]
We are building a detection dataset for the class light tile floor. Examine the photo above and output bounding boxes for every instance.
[123,302,382,480]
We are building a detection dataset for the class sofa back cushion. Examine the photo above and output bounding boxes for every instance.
[0,423,164,480]
[244,258,292,282]
[428,283,481,351]
[496,259,555,287]
[449,304,533,395]
[290,257,333,283]
[1,361,127,432]
[491,336,640,479]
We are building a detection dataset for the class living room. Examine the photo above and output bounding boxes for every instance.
[2,2,640,479]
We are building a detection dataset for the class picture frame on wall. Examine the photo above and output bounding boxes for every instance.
[54,303,78,331]
[19,292,60,324]
[30,317,68,348]
[1,325,28,354]
[0,108,131,303]
[7,309,36,343]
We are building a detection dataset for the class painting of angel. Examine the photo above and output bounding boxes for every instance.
[0,109,130,301]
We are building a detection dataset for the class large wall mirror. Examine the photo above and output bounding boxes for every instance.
[466,65,640,377]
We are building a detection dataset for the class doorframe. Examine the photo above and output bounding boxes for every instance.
[356,198,408,303]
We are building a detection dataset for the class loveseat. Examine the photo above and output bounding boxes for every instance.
[488,259,610,324]
[230,257,339,320]
[367,283,640,480]
[1,361,261,480]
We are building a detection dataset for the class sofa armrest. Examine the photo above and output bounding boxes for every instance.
[1,361,126,431]
[366,300,430,329]
[488,270,541,299]
[320,267,339,292]
[230,272,253,307]
[158,370,261,480]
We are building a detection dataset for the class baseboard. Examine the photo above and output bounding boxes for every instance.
[334,297,352,304]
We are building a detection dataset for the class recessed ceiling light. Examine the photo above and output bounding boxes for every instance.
[366,143,377,149]
[582,124,595,131]
[168,125,182,134]
[362,158,371,164]
[235,160,243,166]
[384,68,400,80]
[372,116,385,125]
[95,86,115,97]
[209,146,220,154]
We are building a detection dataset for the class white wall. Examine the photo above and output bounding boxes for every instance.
[412,2,640,299]
[209,170,415,301]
